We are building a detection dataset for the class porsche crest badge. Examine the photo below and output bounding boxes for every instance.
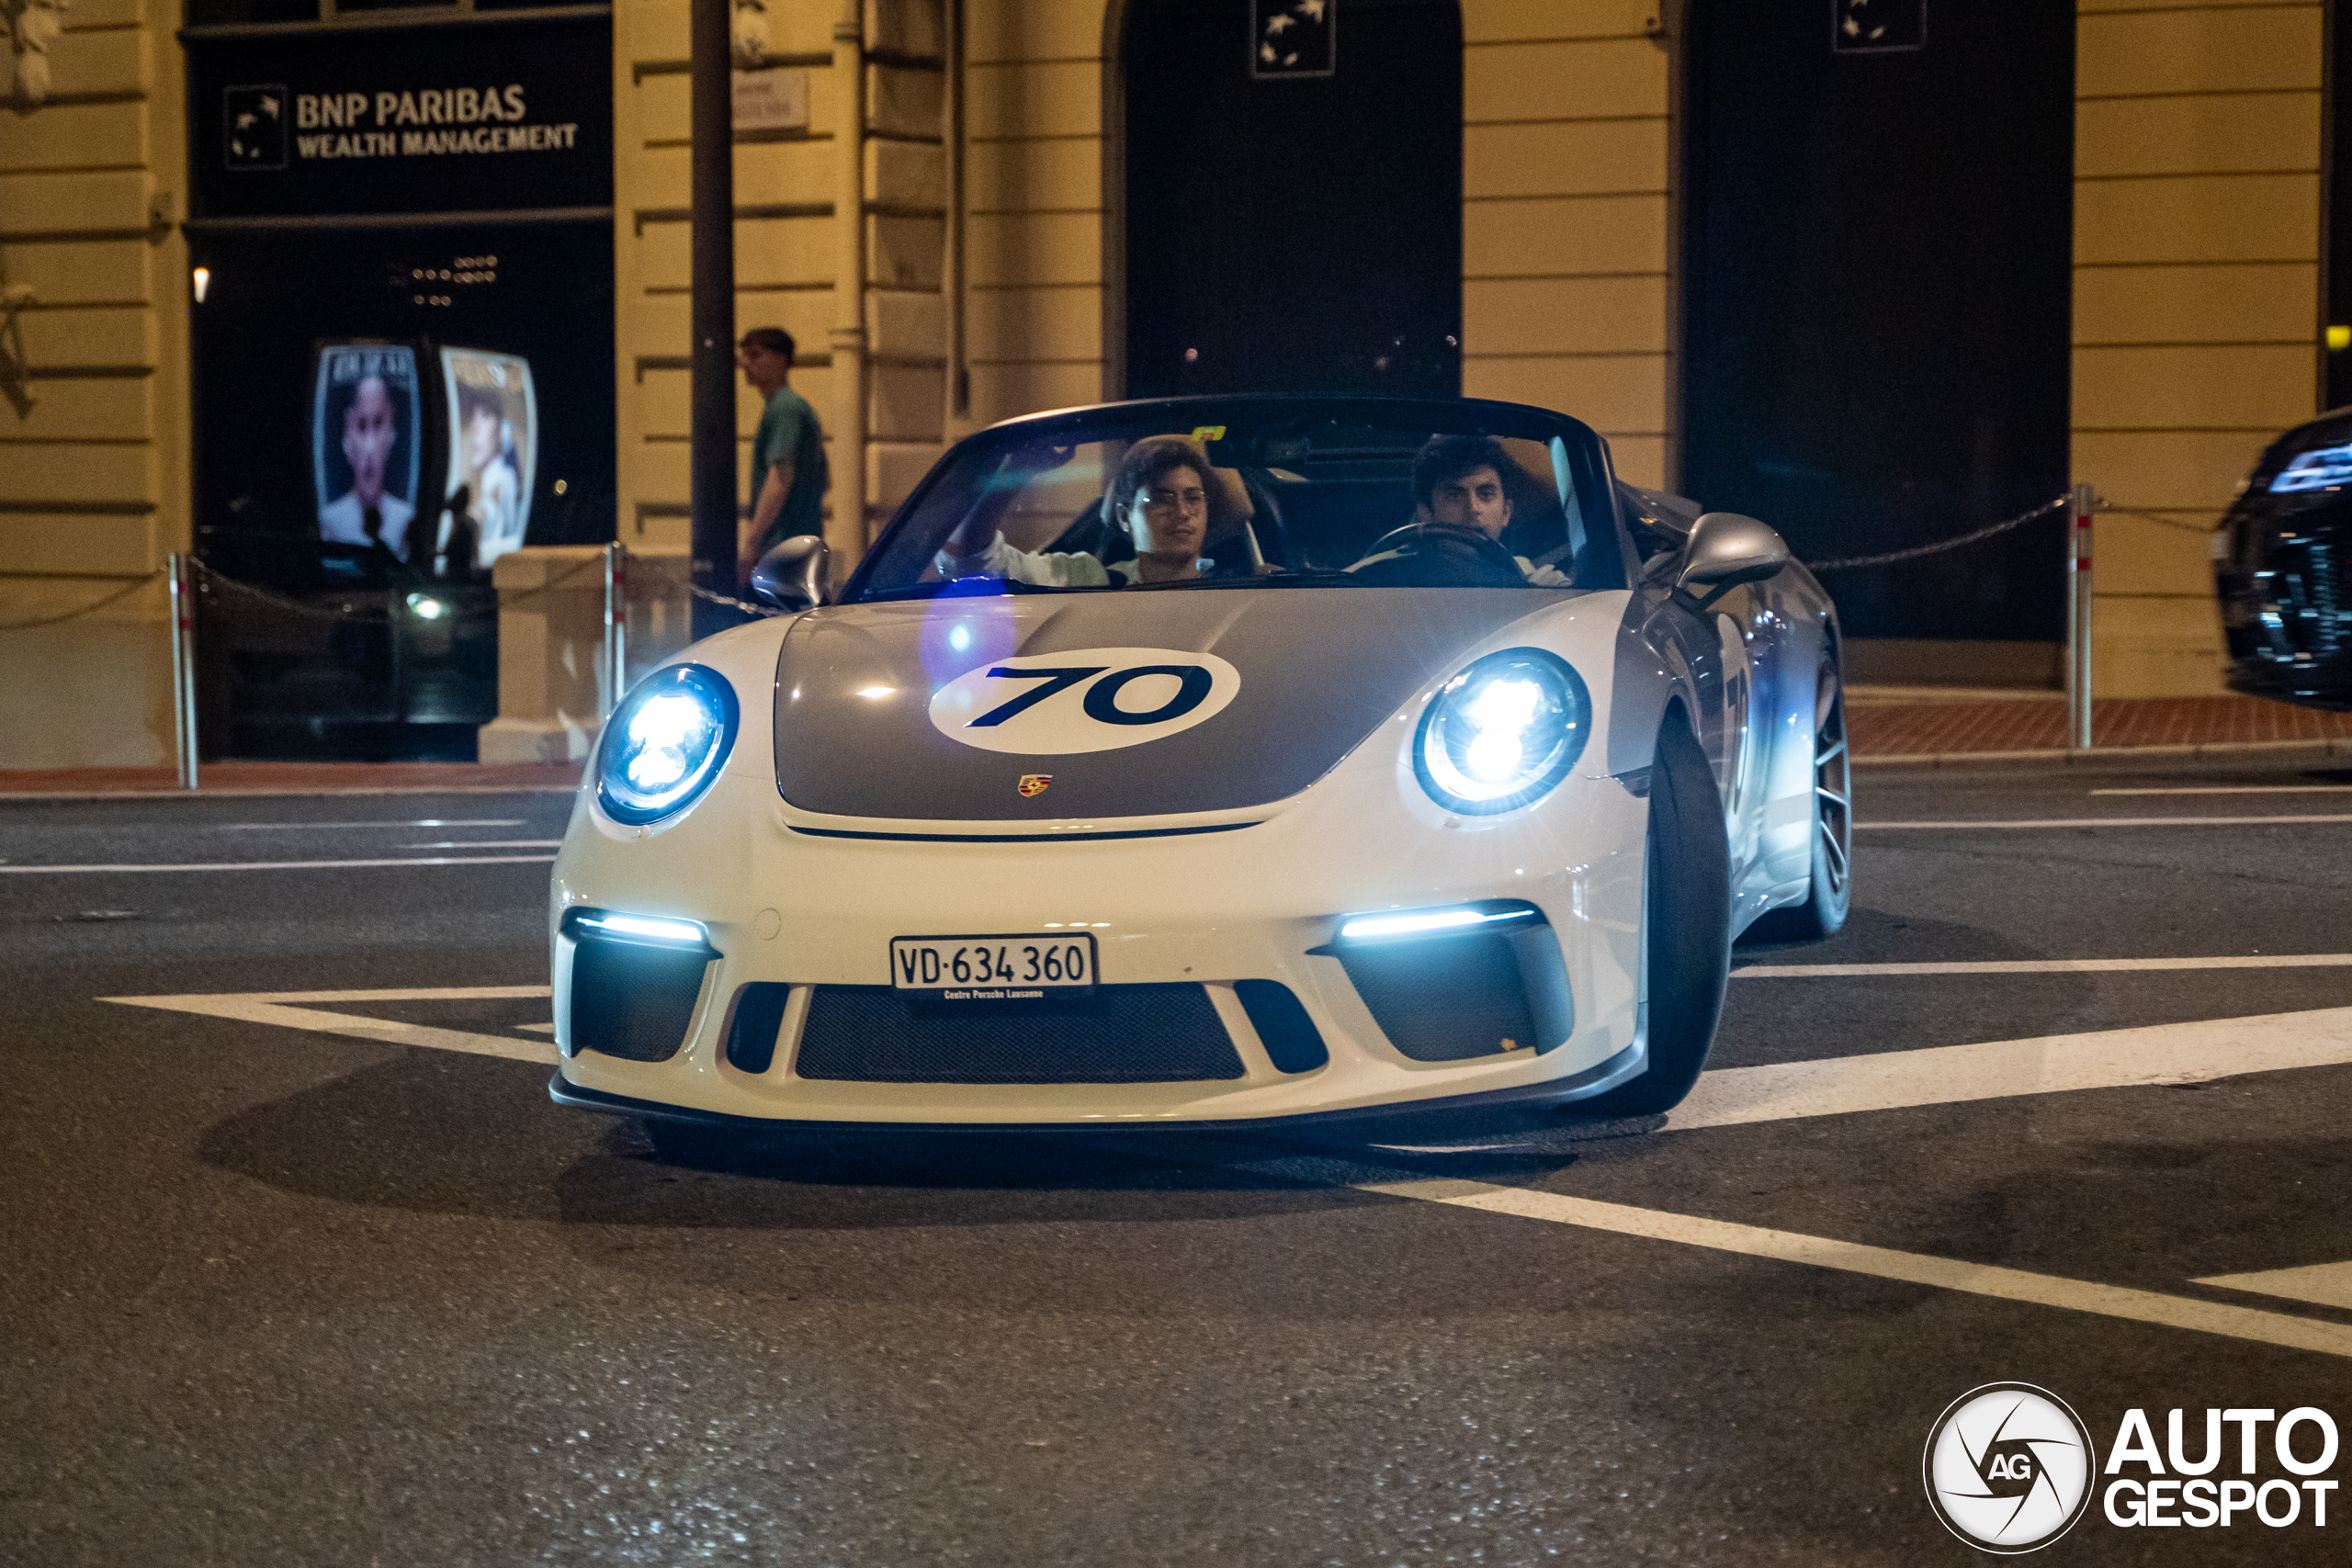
[1017,773,1052,797]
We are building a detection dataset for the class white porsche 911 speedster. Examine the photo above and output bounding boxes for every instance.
[547,395,1849,1156]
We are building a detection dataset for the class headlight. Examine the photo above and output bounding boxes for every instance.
[1413,648,1590,815]
[595,664,740,825]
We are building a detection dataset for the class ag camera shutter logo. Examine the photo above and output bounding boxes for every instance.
[929,648,1240,754]
[1924,1384,2095,1553]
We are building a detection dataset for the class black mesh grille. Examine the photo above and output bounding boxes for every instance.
[1234,980,1329,1074]
[569,940,711,1063]
[793,985,1244,1084]
[1338,931,1540,1062]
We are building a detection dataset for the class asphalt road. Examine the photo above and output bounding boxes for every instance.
[4,757,2349,1565]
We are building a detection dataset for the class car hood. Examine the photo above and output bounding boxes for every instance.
[771,587,1565,820]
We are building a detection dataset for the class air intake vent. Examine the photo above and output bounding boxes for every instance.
[725,982,794,1075]
[568,939,711,1063]
[1335,923,1573,1062]
[793,985,1244,1084]
[1234,980,1329,1074]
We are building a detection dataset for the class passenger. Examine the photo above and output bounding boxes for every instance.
[1408,434,1571,586]
[936,434,1216,587]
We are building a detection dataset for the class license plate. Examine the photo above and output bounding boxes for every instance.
[888,933,1097,998]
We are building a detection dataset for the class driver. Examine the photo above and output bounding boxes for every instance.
[1403,434,1571,586]
[935,434,1216,586]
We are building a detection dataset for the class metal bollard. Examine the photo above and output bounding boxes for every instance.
[603,541,628,718]
[2064,483,2094,751]
[167,553,199,790]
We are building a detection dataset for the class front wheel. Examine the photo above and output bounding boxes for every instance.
[1572,715,1732,1117]
[1743,658,1851,943]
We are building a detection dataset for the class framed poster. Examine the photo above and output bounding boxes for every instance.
[438,346,537,570]
[311,342,423,559]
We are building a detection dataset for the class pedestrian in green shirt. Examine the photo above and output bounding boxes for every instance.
[736,326,830,581]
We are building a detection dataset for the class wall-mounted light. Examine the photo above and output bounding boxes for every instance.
[191,267,210,304]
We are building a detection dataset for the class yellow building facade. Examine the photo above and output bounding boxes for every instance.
[0,0,2332,765]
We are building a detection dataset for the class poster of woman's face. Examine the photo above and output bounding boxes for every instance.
[439,348,537,570]
[312,344,422,558]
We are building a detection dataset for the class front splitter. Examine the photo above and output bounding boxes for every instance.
[548,1040,1645,1137]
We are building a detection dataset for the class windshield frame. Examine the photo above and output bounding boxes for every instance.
[841,394,1637,604]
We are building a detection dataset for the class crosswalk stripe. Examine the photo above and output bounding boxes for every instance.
[3,855,557,874]
[1668,1005,2352,1131]
[1859,815,2352,829]
[2195,1262,2352,1313]
[1734,954,2352,978]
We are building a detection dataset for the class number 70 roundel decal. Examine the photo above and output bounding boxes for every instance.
[928,648,1242,754]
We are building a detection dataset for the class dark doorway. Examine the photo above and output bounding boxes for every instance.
[2327,0,2352,412]
[1679,1,2075,644]
[1119,0,1462,400]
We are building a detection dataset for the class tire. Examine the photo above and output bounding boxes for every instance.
[1573,715,1732,1117]
[1740,658,1852,944]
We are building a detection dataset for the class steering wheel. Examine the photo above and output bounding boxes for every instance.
[1347,524,1527,588]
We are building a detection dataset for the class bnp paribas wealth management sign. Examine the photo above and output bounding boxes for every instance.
[189,14,613,220]
[288,85,582,160]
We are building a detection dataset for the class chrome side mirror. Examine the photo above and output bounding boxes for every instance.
[1674,512,1790,595]
[750,535,829,611]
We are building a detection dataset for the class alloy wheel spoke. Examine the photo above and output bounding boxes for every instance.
[1821,827,1849,879]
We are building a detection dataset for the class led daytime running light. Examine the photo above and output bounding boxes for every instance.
[573,910,709,948]
[1339,906,1538,942]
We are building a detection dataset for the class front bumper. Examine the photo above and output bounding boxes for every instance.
[548,763,1650,1127]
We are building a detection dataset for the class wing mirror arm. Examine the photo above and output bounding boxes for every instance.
[1670,512,1791,608]
[749,535,831,612]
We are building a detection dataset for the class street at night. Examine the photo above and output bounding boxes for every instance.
[6,758,2347,1564]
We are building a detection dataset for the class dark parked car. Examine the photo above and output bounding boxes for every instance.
[2216,411,2352,710]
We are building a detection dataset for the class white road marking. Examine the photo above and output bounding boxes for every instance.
[401,840,564,850]
[220,818,527,830]
[2196,1261,2352,1313]
[1668,1005,2352,1131]
[98,985,2352,1357]
[1735,954,2352,978]
[210,987,550,1002]
[103,987,554,1064]
[2092,786,2352,796]
[1334,1171,2352,1360]
[2,855,557,874]
[1860,814,2352,829]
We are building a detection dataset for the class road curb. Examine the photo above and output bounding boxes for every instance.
[1857,737,2352,768]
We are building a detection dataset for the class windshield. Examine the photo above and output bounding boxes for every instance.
[849,399,1629,603]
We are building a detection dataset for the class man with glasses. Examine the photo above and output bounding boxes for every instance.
[937,434,1217,587]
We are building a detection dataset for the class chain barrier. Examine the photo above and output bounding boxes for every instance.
[6,555,691,633]
[0,570,164,633]
[2098,504,2222,536]
[186,555,611,624]
[197,562,393,623]
[627,558,784,618]
[1801,495,2069,573]
[4,498,2212,633]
